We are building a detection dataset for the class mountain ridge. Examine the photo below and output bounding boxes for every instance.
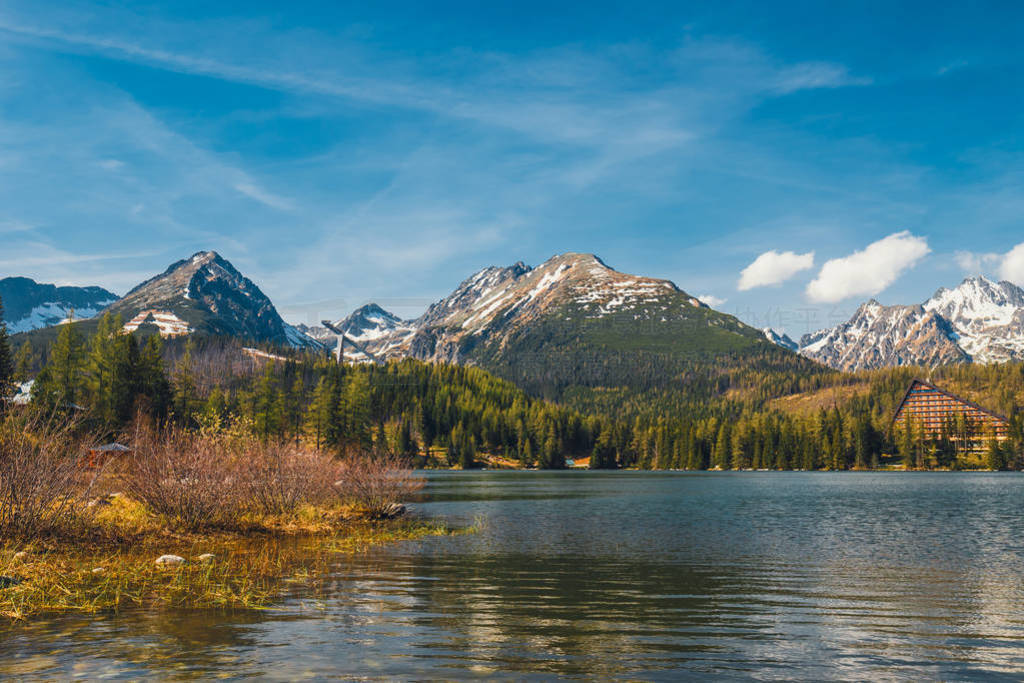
[0,277,119,333]
[796,276,1024,370]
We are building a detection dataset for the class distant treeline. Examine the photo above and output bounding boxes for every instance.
[4,305,1024,471]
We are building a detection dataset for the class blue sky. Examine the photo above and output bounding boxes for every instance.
[1,1,1023,336]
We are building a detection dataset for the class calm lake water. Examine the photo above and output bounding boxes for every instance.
[4,471,1024,680]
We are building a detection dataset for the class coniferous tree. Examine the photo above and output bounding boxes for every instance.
[307,375,333,450]
[137,335,171,420]
[13,340,32,383]
[0,295,13,402]
[253,363,279,440]
[590,428,617,469]
[172,340,200,426]
[33,318,85,414]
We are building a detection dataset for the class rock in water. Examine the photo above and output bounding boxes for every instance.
[383,502,407,519]
[155,555,186,566]
[91,567,106,575]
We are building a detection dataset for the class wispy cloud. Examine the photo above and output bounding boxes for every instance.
[955,250,1001,274]
[0,2,890,319]
[957,244,1024,286]
[232,181,293,211]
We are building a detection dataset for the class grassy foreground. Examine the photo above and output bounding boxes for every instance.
[0,496,461,620]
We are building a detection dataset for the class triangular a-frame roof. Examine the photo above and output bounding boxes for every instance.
[890,378,1009,433]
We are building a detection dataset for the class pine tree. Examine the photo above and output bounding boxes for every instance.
[396,418,417,456]
[0,295,13,402]
[33,318,85,413]
[343,372,372,449]
[985,429,1005,471]
[172,340,200,426]
[284,375,305,445]
[459,431,477,470]
[13,340,32,383]
[307,376,333,450]
[137,335,171,419]
[85,312,123,427]
[900,419,915,470]
[590,428,617,469]
[254,363,278,440]
[713,421,731,470]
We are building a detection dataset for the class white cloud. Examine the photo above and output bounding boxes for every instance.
[697,294,727,307]
[737,250,814,290]
[956,244,1024,285]
[806,231,930,303]
[998,243,1024,284]
[955,250,1000,274]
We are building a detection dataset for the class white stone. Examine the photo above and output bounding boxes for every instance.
[155,554,186,566]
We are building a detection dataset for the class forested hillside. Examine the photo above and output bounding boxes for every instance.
[6,308,1024,471]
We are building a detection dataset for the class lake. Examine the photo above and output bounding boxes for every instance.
[4,471,1024,680]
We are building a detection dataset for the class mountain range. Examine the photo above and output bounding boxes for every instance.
[788,276,1024,371]
[327,252,756,361]
[7,250,1024,380]
[4,252,320,350]
[305,252,797,394]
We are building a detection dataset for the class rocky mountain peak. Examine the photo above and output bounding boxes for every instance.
[800,274,1024,370]
[329,251,757,367]
[107,251,319,349]
[763,327,798,351]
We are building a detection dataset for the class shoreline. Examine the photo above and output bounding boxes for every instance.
[0,495,464,621]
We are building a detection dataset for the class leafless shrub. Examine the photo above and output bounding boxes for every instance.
[0,413,97,538]
[333,453,424,519]
[121,421,424,529]
[243,442,343,516]
[119,422,249,530]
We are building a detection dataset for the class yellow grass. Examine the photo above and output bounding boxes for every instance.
[0,495,459,620]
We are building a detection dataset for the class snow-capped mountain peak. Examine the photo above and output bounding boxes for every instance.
[320,251,763,366]
[800,275,1024,370]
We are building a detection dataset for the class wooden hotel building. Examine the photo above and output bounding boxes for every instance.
[891,379,1010,450]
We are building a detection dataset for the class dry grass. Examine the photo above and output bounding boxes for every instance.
[768,381,873,417]
[0,417,446,620]
[0,514,456,620]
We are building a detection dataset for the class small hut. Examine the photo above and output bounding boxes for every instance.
[83,442,131,469]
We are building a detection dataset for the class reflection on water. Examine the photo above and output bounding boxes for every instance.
[4,471,1024,679]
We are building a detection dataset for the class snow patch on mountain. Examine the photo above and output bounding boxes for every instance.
[123,310,193,337]
[322,252,755,366]
[7,300,114,333]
